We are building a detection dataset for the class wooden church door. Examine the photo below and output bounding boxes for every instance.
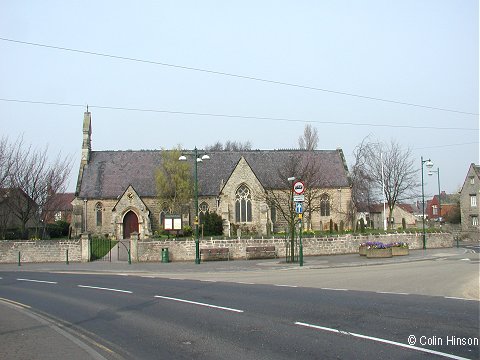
[123,211,139,239]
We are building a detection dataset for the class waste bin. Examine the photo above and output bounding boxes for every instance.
[161,248,169,263]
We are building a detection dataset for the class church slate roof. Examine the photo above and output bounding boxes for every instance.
[78,149,351,199]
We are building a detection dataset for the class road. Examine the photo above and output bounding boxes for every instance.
[0,256,478,360]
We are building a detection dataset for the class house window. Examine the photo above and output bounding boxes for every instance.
[199,202,209,224]
[470,177,475,185]
[471,195,477,207]
[432,205,438,215]
[54,211,62,222]
[95,202,103,226]
[320,194,330,217]
[472,216,479,226]
[235,184,252,222]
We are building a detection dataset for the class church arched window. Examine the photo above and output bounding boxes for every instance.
[235,184,252,223]
[95,202,103,226]
[320,194,330,217]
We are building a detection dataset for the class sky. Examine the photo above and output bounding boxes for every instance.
[0,1,478,199]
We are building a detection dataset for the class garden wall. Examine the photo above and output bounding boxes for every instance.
[136,232,453,262]
[0,232,453,264]
[0,239,83,264]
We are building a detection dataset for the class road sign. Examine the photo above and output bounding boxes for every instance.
[293,194,305,202]
[295,202,303,214]
[293,181,305,195]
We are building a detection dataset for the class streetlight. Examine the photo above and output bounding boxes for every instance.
[421,157,434,249]
[428,168,441,222]
[179,147,210,264]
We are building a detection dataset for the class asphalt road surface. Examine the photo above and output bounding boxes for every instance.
[0,263,478,360]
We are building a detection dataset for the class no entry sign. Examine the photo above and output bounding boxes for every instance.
[293,181,305,195]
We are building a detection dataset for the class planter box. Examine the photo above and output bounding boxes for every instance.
[359,245,367,256]
[366,247,392,258]
[391,247,409,256]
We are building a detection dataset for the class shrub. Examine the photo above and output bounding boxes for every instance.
[201,211,223,236]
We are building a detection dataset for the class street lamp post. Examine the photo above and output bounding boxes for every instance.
[421,157,434,250]
[428,168,441,221]
[179,147,210,264]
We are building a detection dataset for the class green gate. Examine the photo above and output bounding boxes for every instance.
[90,237,117,261]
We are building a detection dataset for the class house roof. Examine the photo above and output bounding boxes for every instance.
[433,192,458,205]
[78,149,351,199]
[47,193,75,211]
[0,187,37,206]
[368,203,416,214]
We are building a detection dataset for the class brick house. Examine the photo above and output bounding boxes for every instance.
[460,163,480,239]
[426,191,459,222]
[0,188,38,238]
[71,111,352,239]
[43,193,75,224]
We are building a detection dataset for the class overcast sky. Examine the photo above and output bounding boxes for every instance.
[0,1,478,199]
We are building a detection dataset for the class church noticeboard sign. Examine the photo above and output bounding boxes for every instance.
[164,215,182,230]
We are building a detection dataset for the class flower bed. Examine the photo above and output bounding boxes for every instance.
[359,245,367,256]
[360,241,409,258]
[366,247,392,258]
[390,242,409,256]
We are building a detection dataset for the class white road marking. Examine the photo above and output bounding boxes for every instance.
[321,287,348,291]
[77,285,132,294]
[141,276,155,278]
[460,258,470,261]
[376,291,410,295]
[17,278,58,284]
[444,296,478,302]
[236,282,255,285]
[200,280,217,283]
[294,322,470,360]
[274,284,298,288]
[154,295,244,313]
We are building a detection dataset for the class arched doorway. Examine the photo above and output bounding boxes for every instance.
[123,211,139,239]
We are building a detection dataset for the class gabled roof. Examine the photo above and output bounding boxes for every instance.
[368,203,416,214]
[78,149,351,199]
[460,163,480,193]
[47,193,75,211]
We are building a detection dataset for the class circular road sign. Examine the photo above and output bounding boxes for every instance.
[293,181,305,195]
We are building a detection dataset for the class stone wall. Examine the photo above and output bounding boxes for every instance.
[137,232,453,262]
[0,239,83,264]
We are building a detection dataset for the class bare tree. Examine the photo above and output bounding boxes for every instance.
[350,137,377,228]
[205,140,252,151]
[357,139,418,229]
[0,136,22,189]
[7,144,72,237]
[264,152,326,261]
[298,124,319,150]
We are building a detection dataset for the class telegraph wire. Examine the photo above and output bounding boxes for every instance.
[0,97,478,132]
[0,37,478,116]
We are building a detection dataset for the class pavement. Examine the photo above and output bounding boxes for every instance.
[0,246,478,360]
[0,246,476,275]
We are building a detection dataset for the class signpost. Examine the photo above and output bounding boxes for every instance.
[293,180,305,267]
[295,202,303,214]
[293,181,305,195]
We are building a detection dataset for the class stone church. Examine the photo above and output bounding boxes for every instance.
[71,111,353,239]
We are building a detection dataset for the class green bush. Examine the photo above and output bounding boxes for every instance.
[202,211,223,236]
[46,221,70,238]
